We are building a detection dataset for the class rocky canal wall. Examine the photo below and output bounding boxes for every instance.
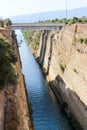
[0,27,33,130]
[38,24,87,130]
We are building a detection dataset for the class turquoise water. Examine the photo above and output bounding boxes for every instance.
[16,30,72,130]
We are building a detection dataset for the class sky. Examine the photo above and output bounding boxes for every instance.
[0,0,87,18]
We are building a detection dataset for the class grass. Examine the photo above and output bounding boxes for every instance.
[23,30,42,53]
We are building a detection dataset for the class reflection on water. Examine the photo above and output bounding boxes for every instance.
[15,30,72,130]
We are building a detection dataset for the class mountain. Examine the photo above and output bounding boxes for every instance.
[10,7,87,23]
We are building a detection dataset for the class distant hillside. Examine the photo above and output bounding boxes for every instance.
[10,7,87,23]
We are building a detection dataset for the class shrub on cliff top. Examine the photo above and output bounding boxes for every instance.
[0,19,4,27]
[68,17,78,25]
[4,18,12,26]
[0,18,12,27]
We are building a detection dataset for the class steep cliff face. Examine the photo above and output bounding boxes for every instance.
[13,33,33,130]
[0,27,33,130]
[0,27,12,42]
[38,24,87,130]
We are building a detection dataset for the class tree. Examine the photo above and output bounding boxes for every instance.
[68,17,78,25]
[4,18,12,26]
[81,16,87,23]
[0,19,4,27]
[0,36,17,89]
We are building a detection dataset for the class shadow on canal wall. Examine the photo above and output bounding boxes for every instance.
[49,75,85,130]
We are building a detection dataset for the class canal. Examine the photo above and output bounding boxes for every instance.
[15,30,72,130]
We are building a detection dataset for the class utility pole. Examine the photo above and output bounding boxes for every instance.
[65,0,67,24]
[66,0,67,20]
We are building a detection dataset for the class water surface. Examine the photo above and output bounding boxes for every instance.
[16,30,72,130]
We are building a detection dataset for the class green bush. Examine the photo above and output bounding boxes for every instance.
[4,18,12,26]
[59,63,66,73]
[84,38,87,44]
[0,36,17,89]
[72,36,77,45]
[37,16,87,25]
[73,68,78,73]
[78,37,87,44]
[23,30,41,52]
[7,66,18,85]
[0,18,12,27]
[79,38,84,44]
[0,20,4,27]
[68,17,78,25]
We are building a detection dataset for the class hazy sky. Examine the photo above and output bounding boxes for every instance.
[0,0,87,18]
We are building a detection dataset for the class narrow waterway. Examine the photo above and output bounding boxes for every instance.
[15,30,72,130]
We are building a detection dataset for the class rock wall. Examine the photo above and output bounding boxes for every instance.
[12,31,33,130]
[38,24,87,130]
[0,27,33,130]
[0,27,14,130]
[0,27,12,42]
[0,91,5,130]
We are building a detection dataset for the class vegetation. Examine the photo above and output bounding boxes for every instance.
[23,30,41,53]
[59,63,66,73]
[84,38,87,44]
[38,18,68,24]
[79,38,84,44]
[72,36,77,45]
[0,19,4,27]
[23,16,87,53]
[72,36,87,46]
[79,37,87,44]
[0,18,12,27]
[73,68,78,73]
[38,16,87,24]
[0,36,17,89]
[23,30,34,45]
[68,17,78,25]
[4,18,12,26]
